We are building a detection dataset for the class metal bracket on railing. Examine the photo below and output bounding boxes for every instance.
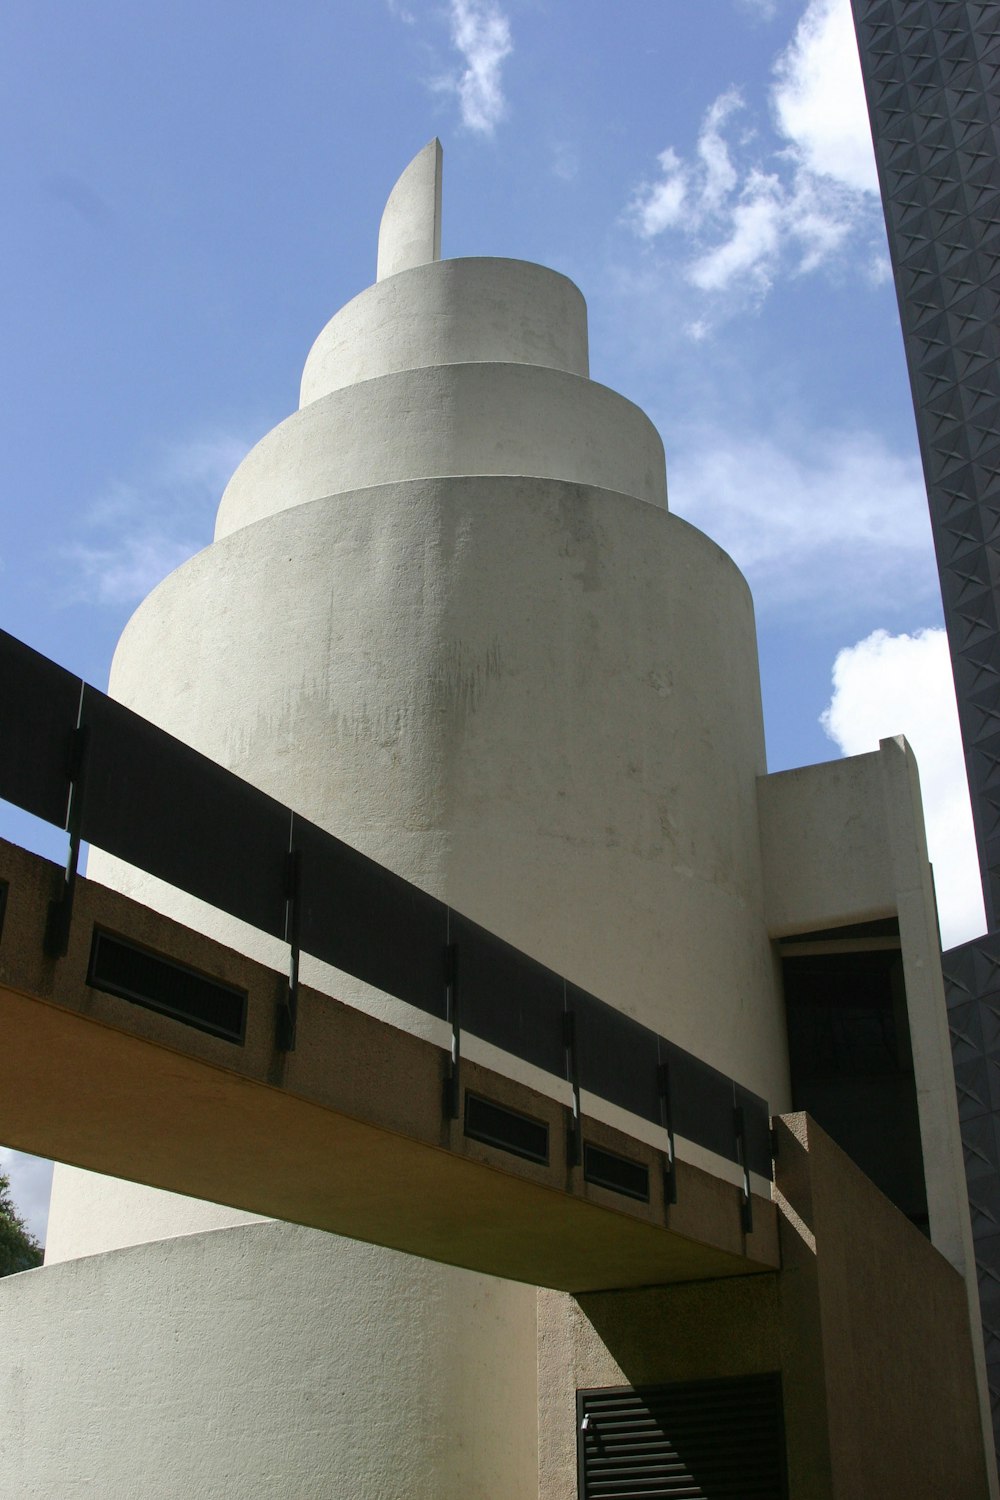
[442,941,460,1119]
[564,1004,581,1169]
[734,1103,753,1236]
[276,844,301,1052]
[44,723,88,958]
[657,1058,678,1207]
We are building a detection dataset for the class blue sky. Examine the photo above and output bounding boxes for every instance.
[0,0,982,1239]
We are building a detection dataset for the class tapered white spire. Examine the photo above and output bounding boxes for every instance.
[376,139,443,281]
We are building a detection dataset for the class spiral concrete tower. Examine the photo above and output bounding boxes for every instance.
[36,142,792,1497]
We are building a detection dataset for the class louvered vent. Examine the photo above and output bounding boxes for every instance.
[464,1092,549,1164]
[583,1142,649,1201]
[577,1373,786,1499]
[88,929,248,1044]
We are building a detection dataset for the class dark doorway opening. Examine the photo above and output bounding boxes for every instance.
[781,920,928,1232]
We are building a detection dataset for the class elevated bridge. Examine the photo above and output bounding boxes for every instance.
[0,837,777,1290]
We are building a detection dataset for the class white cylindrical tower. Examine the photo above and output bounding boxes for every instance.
[33,142,790,1498]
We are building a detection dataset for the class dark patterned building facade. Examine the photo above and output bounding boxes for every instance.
[851,0,1000,1444]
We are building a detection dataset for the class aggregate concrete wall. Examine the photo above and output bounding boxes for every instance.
[537,1115,990,1500]
[778,1114,990,1499]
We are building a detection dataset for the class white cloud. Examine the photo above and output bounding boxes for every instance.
[69,530,198,607]
[736,0,779,18]
[0,1146,52,1247]
[820,629,985,949]
[447,0,512,136]
[773,0,878,194]
[687,168,784,293]
[626,0,880,315]
[630,147,688,237]
[669,426,938,614]
[697,90,742,210]
[62,433,249,607]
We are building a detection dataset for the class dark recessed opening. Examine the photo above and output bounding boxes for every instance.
[464,1092,549,1165]
[577,1373,787,1499]
[87,928,247,1045]
[0,879,7,944]
[782,943,928,1232]
[583,1142,650,1201]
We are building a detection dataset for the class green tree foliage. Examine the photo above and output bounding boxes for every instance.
[0,1166,43,1276]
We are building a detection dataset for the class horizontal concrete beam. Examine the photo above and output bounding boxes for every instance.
[0,838,777,1291]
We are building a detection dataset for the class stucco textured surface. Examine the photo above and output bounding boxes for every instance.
[2,1224,538,1500]
[758,751,895,936]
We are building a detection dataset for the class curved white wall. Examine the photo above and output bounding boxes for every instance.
[88,478,783,1099]
[215,363,666,540]
[3,1224,539,1500]
[43,1168,267,1264]
[301,258,589,404]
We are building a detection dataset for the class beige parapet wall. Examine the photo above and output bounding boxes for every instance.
[538,1114,991,1500]
[0,836,777,1291]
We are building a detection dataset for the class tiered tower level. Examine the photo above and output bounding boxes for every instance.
[24,143,978,1495]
